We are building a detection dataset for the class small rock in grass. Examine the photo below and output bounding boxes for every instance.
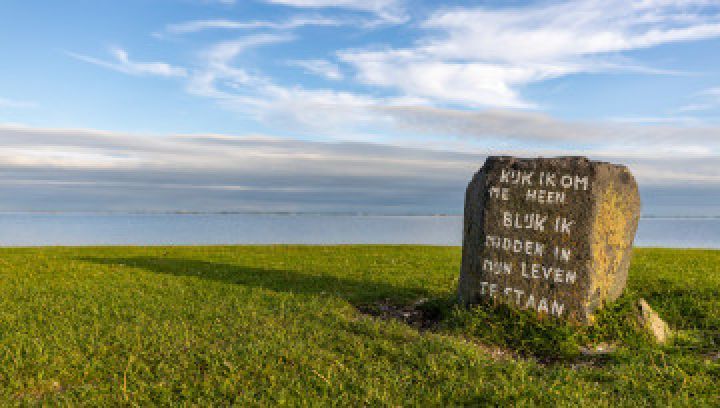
[579,342,617,356]
[637,298,672,344]
[412,298,429,308]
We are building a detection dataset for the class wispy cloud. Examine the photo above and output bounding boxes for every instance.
[201,0,236,5]
[66,47,187,77]
[184,33,720,150]
[421,0,720,62]
[61,0,720,138]
[339,0,720,108]
[161,15,343,35]
[263,0,407,24]
[60,1,720,156]
[1,123,719,213]
[288,59,343,80]
[202,34,295,64]
[0,97,36,109]
[676,86,720,113]
[607,115,704,125]
[185,33,386,134]
[0,124,473,212]
[675,104,715,113]
[186,33,295,101]
[703,87,720,97]
[375,105,720,152]
[179,26,720,149]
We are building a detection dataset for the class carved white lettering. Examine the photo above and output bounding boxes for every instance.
[502,212,547,231]
[526,189,566,204]
[518,262,577,285]
[499,169,534,186]
[554,216,574,234]
[538,298,549,313]
[513,289,524,304]
[489,186,509,200]
[482,258,512,275]
[487,235,545,256]
[525,294,536,309]
[553,246,572,262]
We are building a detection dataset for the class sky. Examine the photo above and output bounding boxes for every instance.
[2,0,720,214]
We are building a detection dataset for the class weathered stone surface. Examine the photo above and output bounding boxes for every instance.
[637,298,672,344]
[458,156,640,324]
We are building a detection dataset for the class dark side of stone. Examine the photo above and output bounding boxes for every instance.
[458,156,641,324]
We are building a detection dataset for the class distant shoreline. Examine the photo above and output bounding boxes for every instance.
[0,213,716,248]
[0,211,718,219]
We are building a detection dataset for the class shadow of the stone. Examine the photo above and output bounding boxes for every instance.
[76,255,433,307]
[76,256,660,369]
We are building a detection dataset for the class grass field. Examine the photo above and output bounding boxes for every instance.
[0,246,718,406]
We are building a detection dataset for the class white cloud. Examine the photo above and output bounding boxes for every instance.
[67,47,187,77]
[200,0,236,4]
[186,34,383,133]
[162,15,343,35]
[19,1,720,214]
[186,34,294,101]
[373,105,720,151]
[340,51,574,108]
[287,59,343,80]
[263,0,407,24]
[703,87,720,97]
[202,34,294,64]
[0,97,36,109]
[675,104,715,113]
[69,1,720,150]
[608,115,704,125]
[177,31,720,152]
[339,0,720,108]
[421,0,720,62]
[1,123,720,213]
[676,85,720,112]
[184,32,720,149]
[0,123,475,212]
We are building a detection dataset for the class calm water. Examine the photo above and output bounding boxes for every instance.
[0,213,718,248]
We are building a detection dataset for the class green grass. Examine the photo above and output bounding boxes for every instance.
[0,246,717,406]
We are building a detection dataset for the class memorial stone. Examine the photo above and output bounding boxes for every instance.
[458,156,640,324]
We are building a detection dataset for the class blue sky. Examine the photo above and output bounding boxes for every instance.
[2,0,720,213]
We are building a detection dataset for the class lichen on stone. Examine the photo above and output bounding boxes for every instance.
[588,183,631,314]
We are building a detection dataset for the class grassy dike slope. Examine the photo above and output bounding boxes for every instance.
[0,246,717,406]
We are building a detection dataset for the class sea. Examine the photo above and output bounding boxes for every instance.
[0,213,717,248]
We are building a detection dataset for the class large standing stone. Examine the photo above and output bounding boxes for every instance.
[458,156,640,324]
